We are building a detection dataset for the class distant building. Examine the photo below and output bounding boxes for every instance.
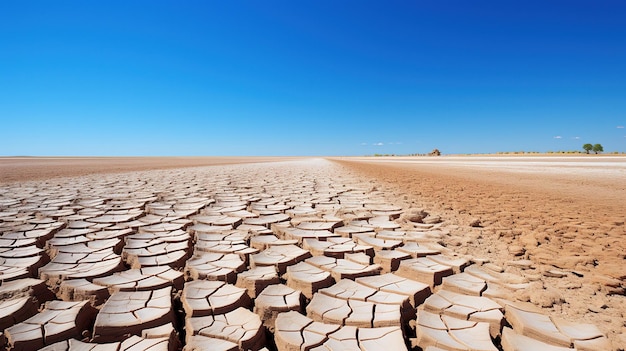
[429,149,441,156]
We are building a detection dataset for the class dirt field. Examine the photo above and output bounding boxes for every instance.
[0,156,624,349]
[0,157,299,184]
[335,156,626,347]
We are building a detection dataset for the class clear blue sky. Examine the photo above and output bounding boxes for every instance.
[1,1,625,156]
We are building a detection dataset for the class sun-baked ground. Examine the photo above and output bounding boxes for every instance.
[334,156,626,348]
[0,157,300,184]
[0,156,623,350]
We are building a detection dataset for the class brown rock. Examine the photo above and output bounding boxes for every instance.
[401,208,428,223]
[543,269,567,278]
[508,245,525,256]
[469,218,482,227]
[422,215,442,224]
[516,282,565,308]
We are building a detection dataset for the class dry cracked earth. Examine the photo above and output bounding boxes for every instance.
[0,158,620,350]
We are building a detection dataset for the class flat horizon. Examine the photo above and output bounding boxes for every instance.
[2,152,626,158]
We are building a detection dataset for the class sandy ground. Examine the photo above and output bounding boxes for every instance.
[0,157,300,184]
[334,156,626,347]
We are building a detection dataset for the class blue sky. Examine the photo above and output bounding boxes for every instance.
[1,1,625,156]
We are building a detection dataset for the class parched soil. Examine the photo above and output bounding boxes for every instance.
[334,156,626,347]
[0,156,624,350]
[0,157,299,184]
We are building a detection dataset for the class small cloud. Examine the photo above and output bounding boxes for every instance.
[617,126,625,129]
[572,136,580,140]
[373,142,384,146]
[395,142,402,145]
[360,142,367,146]
[553,136,562,139]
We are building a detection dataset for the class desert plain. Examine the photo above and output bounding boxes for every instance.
[0,155,624,350]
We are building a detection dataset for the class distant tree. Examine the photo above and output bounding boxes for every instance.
[583,143,593,154]
[592,144,604,154]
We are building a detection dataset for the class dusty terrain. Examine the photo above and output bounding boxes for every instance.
[336,156,626,348]
[0,156,623,350]
[0,157,299,184]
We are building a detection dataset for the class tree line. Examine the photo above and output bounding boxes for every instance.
[583,143,603,154]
